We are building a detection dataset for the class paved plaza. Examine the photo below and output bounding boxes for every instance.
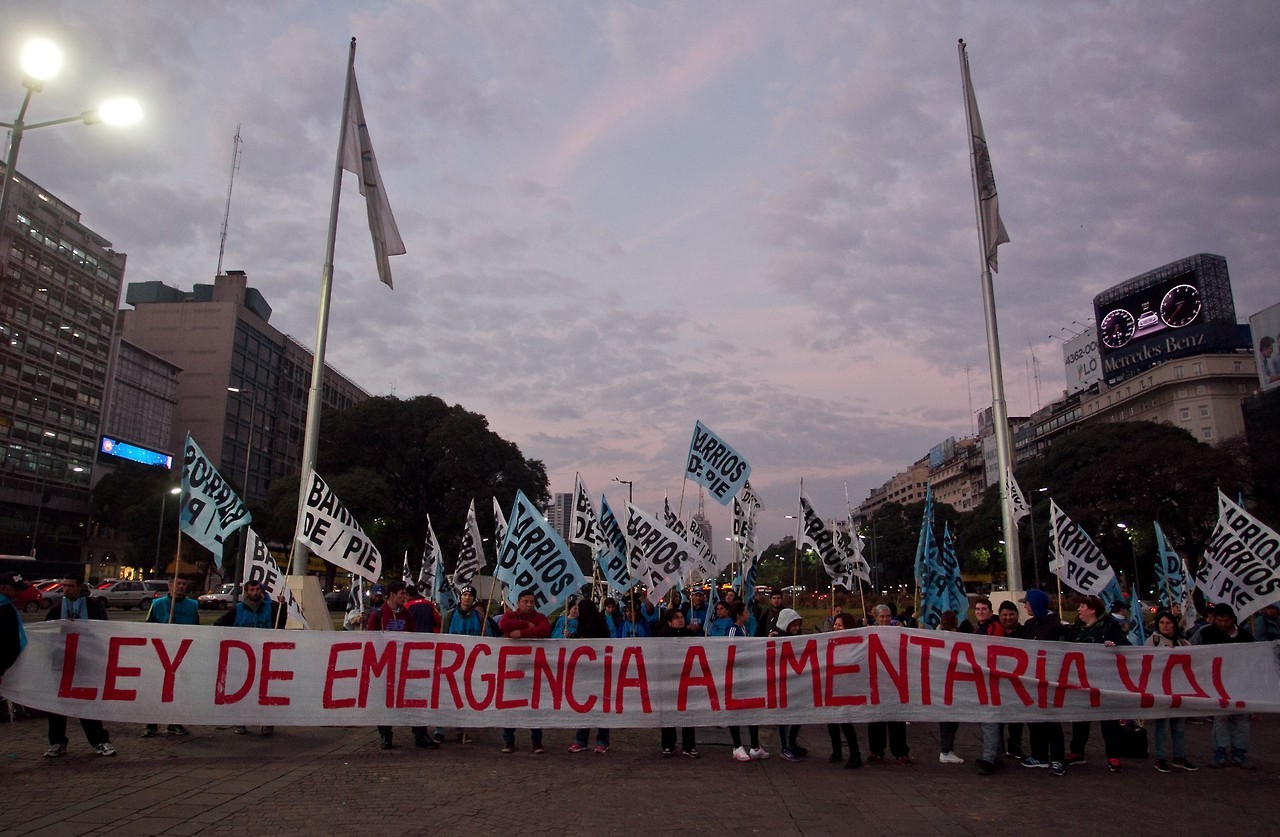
[2,708,1275,836]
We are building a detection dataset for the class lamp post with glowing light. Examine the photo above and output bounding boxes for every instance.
[0,37,142,232]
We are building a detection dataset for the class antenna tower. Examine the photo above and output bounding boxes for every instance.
[215,125,243,277]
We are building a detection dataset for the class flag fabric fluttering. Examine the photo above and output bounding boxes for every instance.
[1197,490,1280,624]
[1048,500,1123,604]
[339,55,405,288]
[180,434,251,567]
[914,487,936,591]
[798,491,854,591]
[1153,521,1195,631]
[492,497,508,544]
[453,500,483,596]
[960,39,1010,273]
[570,475,601,552]
[1008,469,1031,522]
[401,550,413,588]
[416,517,442,600]
[344,572,364,630]
[596,495,632,594]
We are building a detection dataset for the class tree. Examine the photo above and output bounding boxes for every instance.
[262,395,549,580]
[89,461,181,574]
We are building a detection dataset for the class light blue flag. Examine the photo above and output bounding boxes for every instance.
[180,434,251,567]
[495,490,587,614]
[1152,522,1186,607]
[685,420,751,506]
[914,487,935,590]
[596,495,632,594]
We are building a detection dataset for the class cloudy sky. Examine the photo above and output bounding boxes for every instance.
[5,1,1277,550]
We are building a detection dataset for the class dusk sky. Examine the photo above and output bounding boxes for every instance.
[4,2,1277,552]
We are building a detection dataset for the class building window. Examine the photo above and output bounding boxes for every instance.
[1176,387,1187,398]
[1192,362,1204,375]
[1234,361,1243,372]
[1201,427,1213,441]
[1195,384,1207,395]
[1179,407,1190,420]
[1199,405,1210,418]
[1174,366,1184,379]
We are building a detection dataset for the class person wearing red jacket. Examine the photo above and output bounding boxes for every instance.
[366,581,435,750]
[499,589,551,753]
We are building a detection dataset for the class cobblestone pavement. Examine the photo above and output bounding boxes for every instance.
[2,712,1275,836]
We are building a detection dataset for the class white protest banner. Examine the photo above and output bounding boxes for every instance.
[1049,500,1119,598]
[492,497,508,543]
[834,526,872,583]
[6,623,1279,728]
[180,434,251,566]
[416,517,441,599]
[1008,469,1031,522]
[738,478,764,512]
[685,420,751,506]
[571,474,601,550]
[494,490,586,614]
[244,528,307,628]
[295,469,382,583]
[799,492,853,590]
[626,502,699,605]
[1198,491,1280,623]
[453,500,484,595]
[596,495,632,594]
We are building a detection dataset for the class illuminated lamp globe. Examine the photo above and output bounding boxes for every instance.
[96,97,142,126]
[20,37,63,81]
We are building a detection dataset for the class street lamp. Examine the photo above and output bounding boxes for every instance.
[611,478,633,504]
[0,37,142,232]
[153,486,181,578]
[226,387,258,501]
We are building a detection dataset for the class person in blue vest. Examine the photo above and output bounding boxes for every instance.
[618,597,650,638]
[439,585,488,743]
[43,574,117,757]
[214,579,284,736]
[142,578,200,738]
[682,587,710,632]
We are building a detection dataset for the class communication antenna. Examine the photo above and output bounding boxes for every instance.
[215,125,243,277]
[964,364,975,435]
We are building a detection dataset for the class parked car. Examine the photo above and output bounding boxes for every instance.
[324,587,352,611]
[36,580,64,610]
[10,582,42,613]
[92,579,170,610]
[199,583,239,609]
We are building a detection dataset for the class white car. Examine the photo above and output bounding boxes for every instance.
[198,583,239,609]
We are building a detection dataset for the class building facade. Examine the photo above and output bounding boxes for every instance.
[0,168,127,560]
[117,271,368,507]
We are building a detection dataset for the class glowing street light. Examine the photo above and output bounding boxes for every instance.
[0,36,143,233]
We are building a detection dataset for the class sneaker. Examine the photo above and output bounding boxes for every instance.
[379,735,394,750]
[140,727,158,738]
[1153,759,1172,773]
[1005,747,1027,760]
[44,743,67,758]
[749,747,770,761]
[1208,757,1228,768]
[1065,752,1086,766]
[594,745,609,754]
[866,753,884,765]
[976,759,994,776]
[432,731,446,743]
[531,745,546,755]
[168,725,190,736]
[233,726,248,735]
[683,749,700,759]
[1048,761,1066,776]
[939,751,964,764]
[1021,756,1050,769]
[895,756,913,766]
[501,744,516,754]
[829,751,843,763]
[94,742,117,757]
[1172,758,1198,772]
[261,726,274,736]
[661,748,674,758]
[568,743,587,753]
[845,755,863,769]
[1107,757,1124,773]
[793,746,809,757]
[1236,757,1257,772]
[732,746,752,762]
[781,748,802,762]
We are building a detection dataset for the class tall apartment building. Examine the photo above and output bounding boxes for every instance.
[544,491,573,543]
[0,168,127,560]
[117,271,368,507]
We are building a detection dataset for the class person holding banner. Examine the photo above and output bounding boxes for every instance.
[657,608,700,758]
[866,605,910,766]
[569,600,612,755]
[0,573,25,681]
[551,598,579,639]
[1145,610,1197,774]
[618,598,650,638]
[1015,590,1068,775]
[826,611,864,770]
[726,601,768,762]
[770,608,809,762]
[706,600,733,637]
[499,590,551,754]
[683,588,709,632]
[142,579,200,738]
[214,579,284,736]
[42,574,116,758]
[365,581,435,751]
[1193,603,1256,769]
[1065,595,1131,773]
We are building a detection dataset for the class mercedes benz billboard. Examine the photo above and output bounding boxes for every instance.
[1091,253,1237,385]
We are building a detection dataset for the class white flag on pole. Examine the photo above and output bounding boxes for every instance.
[1008,469,1031,522]
[295,469,382,583]
[340,59,405,288]
[244,527,308,628]
[1048,500,1120,598]
[1197,491,1280,623]
[626,502,699,605]
[453,500,484,594]
[960,40,1010,272]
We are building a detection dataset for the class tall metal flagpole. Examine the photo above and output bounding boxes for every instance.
[959,39,1021,592]
[290,38,358,575]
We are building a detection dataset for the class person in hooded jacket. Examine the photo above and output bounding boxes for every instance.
[1146,609,1197,773]
[770,608,808,761]
[1015,590,1069,775]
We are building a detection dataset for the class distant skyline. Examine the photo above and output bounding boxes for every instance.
[3,1,1277,550]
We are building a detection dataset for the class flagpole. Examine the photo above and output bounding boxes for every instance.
[290,37,357,576]
[791,480,804,609]
[959,39,1021,591]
